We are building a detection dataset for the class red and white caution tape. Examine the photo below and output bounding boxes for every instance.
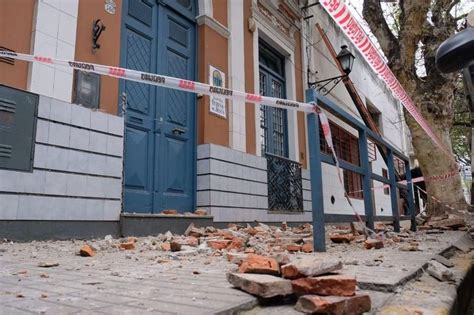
[0,51,314,114]
[319,0,453,158]
[313,103,378,237]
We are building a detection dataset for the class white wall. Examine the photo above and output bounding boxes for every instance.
[28,0,79,102]
[301,7,409,217]
[228,0,247,152]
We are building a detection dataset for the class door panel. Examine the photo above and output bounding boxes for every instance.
[157,7,195,210]
[122,0,196,213]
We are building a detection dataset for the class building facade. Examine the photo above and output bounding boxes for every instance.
[0,0,410,238]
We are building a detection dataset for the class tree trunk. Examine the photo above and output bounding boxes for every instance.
[362,0,469,216]
[404,111,467,215]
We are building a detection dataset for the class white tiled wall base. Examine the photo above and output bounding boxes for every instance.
[196,144,310,222]
[0,96,124,221]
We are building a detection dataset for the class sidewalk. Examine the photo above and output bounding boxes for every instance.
[0,228,472,314]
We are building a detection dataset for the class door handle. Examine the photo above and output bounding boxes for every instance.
[172,127,185,135]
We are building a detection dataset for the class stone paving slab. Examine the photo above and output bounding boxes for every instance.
[0,231,467,314]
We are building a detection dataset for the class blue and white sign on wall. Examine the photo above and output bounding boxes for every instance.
[209,65,226,118]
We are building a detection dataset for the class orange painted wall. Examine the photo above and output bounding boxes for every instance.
[244,0,256,155]
[0,0,35,90]
[75,0,122,115]
[197,24,229,146]
[213,0,228,28]
[294,31,307,168]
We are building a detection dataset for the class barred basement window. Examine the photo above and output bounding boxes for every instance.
[73,70,100,109]
[320,121,363,199]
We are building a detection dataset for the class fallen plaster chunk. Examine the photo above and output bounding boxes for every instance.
[227,273,292,298]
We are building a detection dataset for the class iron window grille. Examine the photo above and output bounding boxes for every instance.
[266,152,303,212]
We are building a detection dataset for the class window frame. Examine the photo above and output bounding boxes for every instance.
[319,120,363,199]
[258,40,289,158]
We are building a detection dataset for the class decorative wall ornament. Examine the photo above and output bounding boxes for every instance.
[104,0,116,15]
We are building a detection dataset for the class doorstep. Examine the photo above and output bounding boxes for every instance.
[120,213,214,237]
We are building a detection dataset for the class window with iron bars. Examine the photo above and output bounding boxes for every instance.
[319,122,363,199]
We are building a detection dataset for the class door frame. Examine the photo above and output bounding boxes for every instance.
[119,0,199,213]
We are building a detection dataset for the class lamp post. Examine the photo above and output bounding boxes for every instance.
[309,45,355,94]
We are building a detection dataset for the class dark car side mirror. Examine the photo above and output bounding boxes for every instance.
[435,28,474,74]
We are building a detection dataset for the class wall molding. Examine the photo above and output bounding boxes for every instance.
[196,14,230,38]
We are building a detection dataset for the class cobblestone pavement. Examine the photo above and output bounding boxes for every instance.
[0,230,468,314]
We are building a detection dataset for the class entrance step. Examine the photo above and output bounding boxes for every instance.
[120,213,214,237]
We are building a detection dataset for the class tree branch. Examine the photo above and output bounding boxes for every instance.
[397,0,431,76]
[362,0,400,65]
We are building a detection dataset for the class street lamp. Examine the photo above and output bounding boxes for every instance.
[337,45,355,74]
[309,45,356,94]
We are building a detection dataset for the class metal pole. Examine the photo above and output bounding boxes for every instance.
[306,98,326,252]
[358,129,375,230]
[386,149,400,232]
[405,160,416,231]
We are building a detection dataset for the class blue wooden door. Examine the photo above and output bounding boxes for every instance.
[121,0,196,213]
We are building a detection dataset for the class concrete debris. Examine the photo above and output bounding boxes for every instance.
[291,275,356,296]
[227,273,293,298]
[281,258,343,279]
[294,294,371,315]
[431,254,454,268]
[38,262,59,268]
[426,216,465,230]
[399,241,420,251]
[426,260,454,282]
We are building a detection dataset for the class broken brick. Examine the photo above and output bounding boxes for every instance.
[295,294,371,315]
[127,237,137,243]
[170,241,182,252]
[79,245,96,257]
[301,243,313,253]
[120,241,135,250]
[241,227,258,236]
[207,240,232,250]
[227,273,292,298]
[364,239,384,250]
[161,209,178,215]
[227,238,244,250]
[272,253,290,266]
[238,254,280,276]
[281,258,342,279]
[227,253,248,264]
[194,208,208,216]
[184,236,199,247]
[292,275,356,296]
[287,244,302,252]
[330,233,355,243]
[161,242,171,251]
